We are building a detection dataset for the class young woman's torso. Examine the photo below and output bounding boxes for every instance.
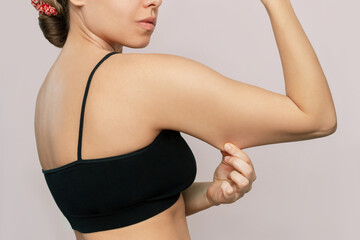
[35,50,191,240]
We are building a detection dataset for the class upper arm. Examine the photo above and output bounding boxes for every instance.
[125,53,327,150]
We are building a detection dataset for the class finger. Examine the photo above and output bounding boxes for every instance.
[223,143,256,181]
[225,156,256,182]
[224,143,251,165]
[222,144,255,172]
[221,181,235,197]
[224,155,257,183]
[229,170,250,193]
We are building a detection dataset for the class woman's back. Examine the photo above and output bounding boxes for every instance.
[35,50,195,240]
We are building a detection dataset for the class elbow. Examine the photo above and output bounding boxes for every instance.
[305,108,337,136]
[305,107,338,136]
[315,119,337,136]
[326,120,337,135]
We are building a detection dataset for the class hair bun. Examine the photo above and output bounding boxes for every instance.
[36,0,69,48]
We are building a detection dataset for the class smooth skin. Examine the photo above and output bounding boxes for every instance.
[35,0,336,239]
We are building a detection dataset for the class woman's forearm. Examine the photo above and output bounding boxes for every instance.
[181,182,217,216]
[264,0,337,131]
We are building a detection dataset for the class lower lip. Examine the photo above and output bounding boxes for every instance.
[137,21,155,30]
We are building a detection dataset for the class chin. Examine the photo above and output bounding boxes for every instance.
[126,38,151,49]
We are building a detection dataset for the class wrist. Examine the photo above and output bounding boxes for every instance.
[263,0,291,12]
[183,182,219,216]
[204,183,220,207]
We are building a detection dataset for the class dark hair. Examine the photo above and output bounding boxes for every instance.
[36,0,70,48]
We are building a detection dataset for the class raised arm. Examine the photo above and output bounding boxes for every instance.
[114,0,336,151]
[262,0,337,132]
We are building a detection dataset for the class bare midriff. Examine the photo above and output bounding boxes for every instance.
[74,193,191,240]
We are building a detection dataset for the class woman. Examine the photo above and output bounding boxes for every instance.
[33,0,336,239]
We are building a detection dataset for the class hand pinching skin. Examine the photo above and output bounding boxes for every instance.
[206,143,257,205]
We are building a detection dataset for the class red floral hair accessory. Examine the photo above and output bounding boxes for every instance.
[31,0,58,16]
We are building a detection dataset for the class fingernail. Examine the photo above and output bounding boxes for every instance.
[225,143,231,151]
[224,156,231,162]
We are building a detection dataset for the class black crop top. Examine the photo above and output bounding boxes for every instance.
[41,51,197,233]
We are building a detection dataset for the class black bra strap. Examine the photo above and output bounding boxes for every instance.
[77,51,121,160]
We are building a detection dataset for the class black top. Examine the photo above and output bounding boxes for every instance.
[41,52,197,233]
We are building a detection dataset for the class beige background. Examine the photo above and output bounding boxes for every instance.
[1,0,359,239]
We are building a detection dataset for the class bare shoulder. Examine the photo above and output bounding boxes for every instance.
[108,52,326,151]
